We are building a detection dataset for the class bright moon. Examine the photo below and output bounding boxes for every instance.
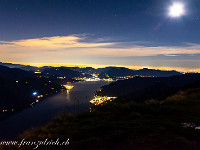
[169,2,185,17]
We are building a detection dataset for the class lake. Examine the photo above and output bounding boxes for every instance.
[0,81,110,140]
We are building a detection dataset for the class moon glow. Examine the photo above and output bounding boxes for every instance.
[169,2,185,18]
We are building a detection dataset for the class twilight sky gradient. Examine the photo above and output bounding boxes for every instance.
[1,0,200,72]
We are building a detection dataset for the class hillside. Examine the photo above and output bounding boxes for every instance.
[98,73,200,97]
[0,62,38,71]
[0,76,32,108]
[134,68,182,77]
[98,67,136,78]
[0,75,33,120]
[97,67,182,78]
[0,76,64,120]
[41,67,82,77]
[0,66,64,120]
[8,79,200,150]
[0,65,34,80]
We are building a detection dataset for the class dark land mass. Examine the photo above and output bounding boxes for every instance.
[0,62,183,78]
[8,78,200,150]
[98,73,200,98]
[97,67,137,78]
[134,68,182,77]
[98,67,182,78]
[0,62,38,71]
[0,65,34,80]
[41,67,82,78]
[0,65,65,120]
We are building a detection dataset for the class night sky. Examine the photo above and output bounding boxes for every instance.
[1,0,200,72]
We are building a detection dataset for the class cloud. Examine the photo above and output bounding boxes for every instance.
[77,44,200,57]
[0,35,114,49]
[1,34,200,64]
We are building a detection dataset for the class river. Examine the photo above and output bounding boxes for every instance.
[0,81,110,140]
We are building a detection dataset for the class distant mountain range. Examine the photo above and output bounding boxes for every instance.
[97,67,182,78]
[0,62,183,77]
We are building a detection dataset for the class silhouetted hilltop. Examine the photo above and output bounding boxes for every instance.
[134,68,182,77]
[0,75,64,120]
[97,67,182,78]
[79,67,96,74]
[0,65,34,80]
[0,62,26,68]
[118,82,177,103]
[0,66,65,120]
[0,75,34,119]
[98,73,200,97]
[0,75,34,107]
[41,67,82,77]
[98,67,136,78]
[0,62,37,71]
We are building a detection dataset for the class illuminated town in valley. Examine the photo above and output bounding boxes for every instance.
[62,85,74,90]
[90,96,117,105]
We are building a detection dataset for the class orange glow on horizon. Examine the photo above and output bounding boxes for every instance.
[7,62,200,73]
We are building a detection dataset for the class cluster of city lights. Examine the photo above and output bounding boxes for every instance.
[62,85,74,90]
[90,96,117,105]
[73,77,115,82]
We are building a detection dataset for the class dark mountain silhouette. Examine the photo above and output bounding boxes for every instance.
[115,77,200,103]
[0,75,64,120]
[0,65,34,80]
[0,75,30,107]
[0,66,65,120]
[79,67,95,73]
[98,73,200,99]
[0,75,34,119]
[0,62,38,71]
[97,67,182,78]
[117,82,177,103]
[0,62,183,78]
[134,68,182,77]
[98,67,136,78]
[41,67,82,77]
[0,62,26,68]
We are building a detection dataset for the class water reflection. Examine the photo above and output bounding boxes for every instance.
[66,89,70,100]
[0,81,111,140]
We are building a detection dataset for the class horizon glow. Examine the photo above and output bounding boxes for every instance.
[6,62,200,73]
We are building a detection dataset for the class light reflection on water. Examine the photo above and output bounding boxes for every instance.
[0,81,111,140]
[66,90,70,100]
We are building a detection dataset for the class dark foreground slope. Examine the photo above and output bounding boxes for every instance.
[5,80,200,150]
